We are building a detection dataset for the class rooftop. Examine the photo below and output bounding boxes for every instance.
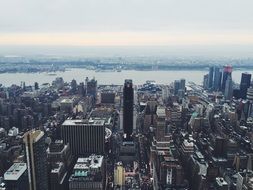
[75,155,103,169]
[23,130,44,143]
[4,163,27,181]
[62,119,105,126]
[69,155,104,181]
[61,98,73,104]
[216,177,228,187]
[157,107,166,117]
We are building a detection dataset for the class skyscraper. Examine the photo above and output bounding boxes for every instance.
[240,73,252,99]
[224,76,233,100]
[247,86,253,117]
[178,79,186,98]
[180,79,186,92]
[23,130,48,190]
[208,66,214,89]
[71,79,77,93]
[222,65,232,92]
[174,80,181,95]
[85,77,97,99]
[213,67,222,91]
[123,79,134,141]
[203,74,209,90]
[61,119,105,155]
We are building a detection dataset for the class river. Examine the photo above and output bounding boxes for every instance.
[0,68,251,86]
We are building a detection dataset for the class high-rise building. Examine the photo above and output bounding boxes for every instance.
[85,77,97,99]
[208,66,214,89]
[71,79,77,93]
[61,119,105,155]
[222,65,232,92]
[180,79,186,92]
[23,130,48,190]
[155,107,167,141]
[178,79,186,98]
[240,73,252,99]
[4,163,29,190]
[47,140,73,190]
[123,79,134,141]
[224,76,233,100]
[213,67,222,91]
[47,140,72,165]
[143,101,157,135]
[77,82,85,97]
[247,86,253,101]
[203,74,209,90]
[174,80,181,95]
[49,163,66,190]
[247,86,253,117]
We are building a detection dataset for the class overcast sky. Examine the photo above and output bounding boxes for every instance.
[0,0,253,47]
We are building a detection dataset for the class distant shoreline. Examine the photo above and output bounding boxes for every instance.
[0,68,250,87]
[0,65,253,74]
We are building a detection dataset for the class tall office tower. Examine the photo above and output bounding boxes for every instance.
[174,80,181,95]
[61,119,105,155]
[155,107,166,141]
[78,82,85,97]
[208,66,214,89]
[247,86,253,117]
[23,130,48,190]
[224,76,233,100]
[222,65,232,92]
[47,140,73,190]
[123,79,134,141]
[143,101,157,134]
[85,77,97,99]
[71,79,77,93]
[240,73,252,99]
[213,67,222,91]
[180,79,186,92]
[203,74,209,90]
[178,78,186,98]
[241,100,250,121]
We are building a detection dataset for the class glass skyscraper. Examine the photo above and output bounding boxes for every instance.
[123,79,134,141]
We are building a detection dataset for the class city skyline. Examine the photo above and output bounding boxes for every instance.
[1,1,253,189]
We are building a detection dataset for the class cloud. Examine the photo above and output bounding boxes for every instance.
[0,0,253,45]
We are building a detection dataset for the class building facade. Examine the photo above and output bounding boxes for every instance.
[23,130,48,190]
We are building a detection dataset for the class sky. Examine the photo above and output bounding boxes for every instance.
[0,0,253,55]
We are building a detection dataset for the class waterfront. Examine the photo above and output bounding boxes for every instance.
[0,68,251,86]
